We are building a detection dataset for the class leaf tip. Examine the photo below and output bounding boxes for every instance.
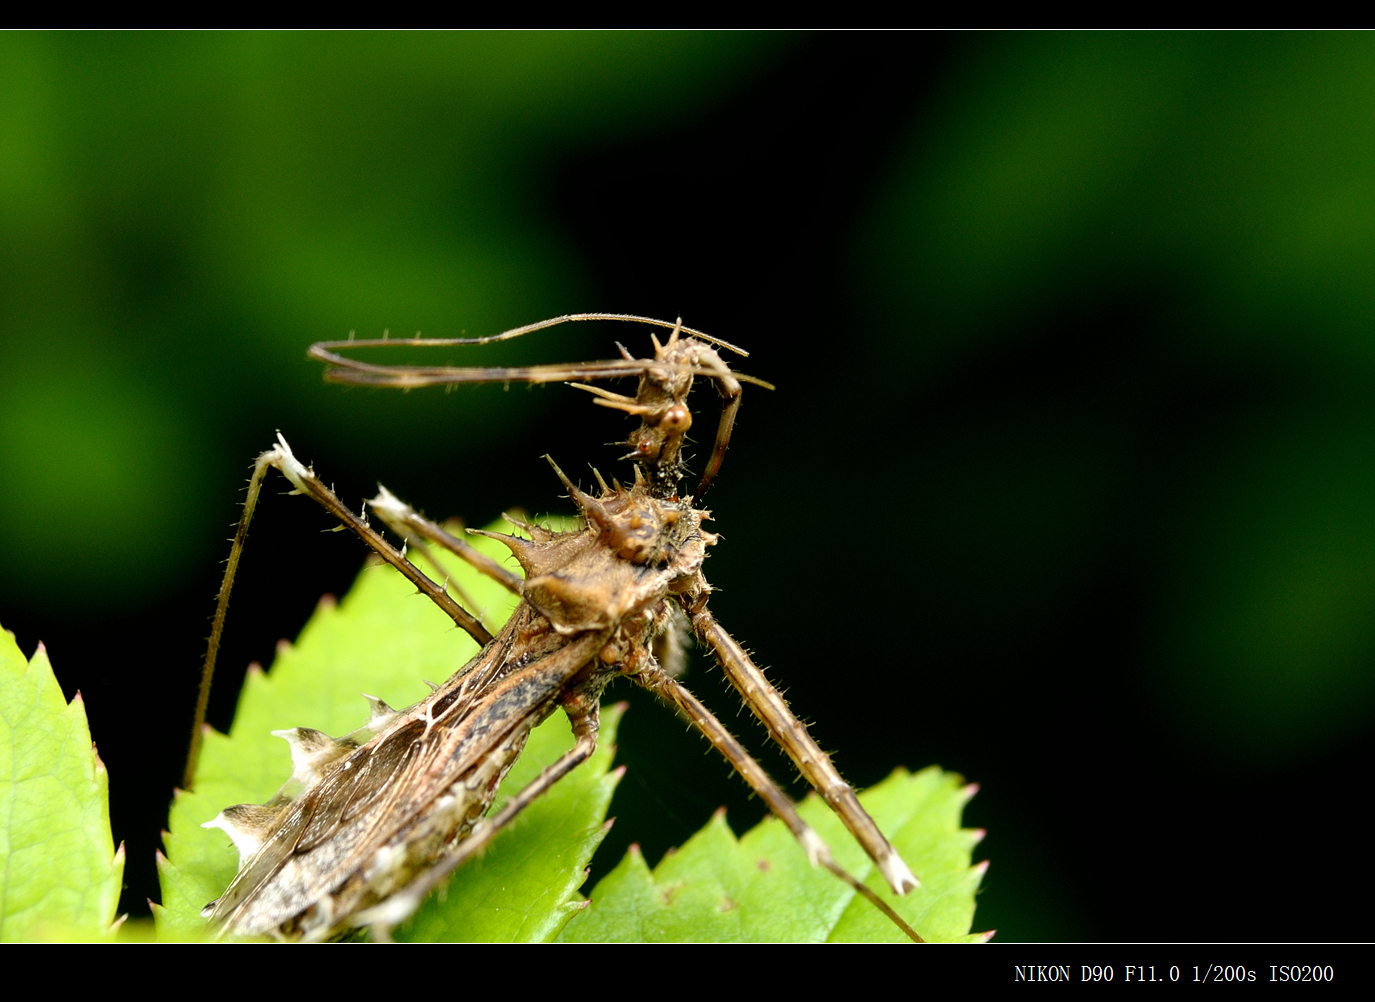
[960,782,980,802]
[970,827,987,845]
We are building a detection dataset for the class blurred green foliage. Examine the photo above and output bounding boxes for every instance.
[0,31,780,603]
[864,34,1375,367]
[859,33,1375,764]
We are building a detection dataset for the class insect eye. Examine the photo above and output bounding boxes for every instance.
[659,404,692,434]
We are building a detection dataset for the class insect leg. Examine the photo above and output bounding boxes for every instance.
[185,435,494,789]
[357,686,603,941]
[258,434,492,645]
[635,666,922,942]
[185,446,279,787]
[694,361,742,500]
[686,602,920,898]
[367,486,523,596]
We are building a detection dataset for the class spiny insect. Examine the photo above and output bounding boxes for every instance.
[188,313,922,941]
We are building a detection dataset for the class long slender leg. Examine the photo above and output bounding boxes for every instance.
[364,490,492,627]
[184,434,493,788]
[367,486,524,596]
[357,689,602,940]
[262,434,493,645]
[185,448,277,788]
[686,600,920,897]
[634,666,921,942]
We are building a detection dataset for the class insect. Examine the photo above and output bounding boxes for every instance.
[188,313,922,941]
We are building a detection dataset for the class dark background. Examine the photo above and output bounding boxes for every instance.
[3,33,1374,941]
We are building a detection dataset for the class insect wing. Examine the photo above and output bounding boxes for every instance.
[206,719,419,935]
[206,624,604,939]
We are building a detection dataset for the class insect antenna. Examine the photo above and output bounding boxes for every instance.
[310,313,750,358]
[307,314,772,501]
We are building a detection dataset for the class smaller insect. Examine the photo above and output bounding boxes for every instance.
[188,314,921,941]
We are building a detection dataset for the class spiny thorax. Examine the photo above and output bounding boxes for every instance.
[477,473,711,639]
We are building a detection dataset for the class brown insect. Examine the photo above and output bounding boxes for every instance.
[188,314,922,941]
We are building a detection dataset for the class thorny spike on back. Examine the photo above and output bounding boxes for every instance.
[189,316,926,942]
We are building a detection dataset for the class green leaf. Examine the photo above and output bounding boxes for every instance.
[0,624,125,941]
[156,516,624,942]
[558,767,989,943]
